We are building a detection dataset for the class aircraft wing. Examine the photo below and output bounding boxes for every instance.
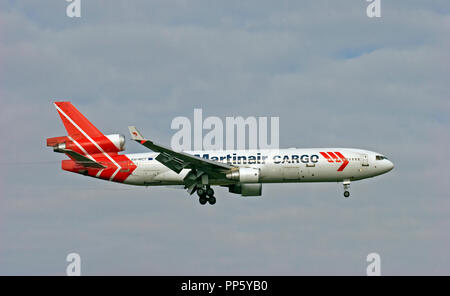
[128,126,234,175]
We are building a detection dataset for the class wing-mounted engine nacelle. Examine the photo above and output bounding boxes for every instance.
[226,167,260,183]
[47,134,126,154]
[228,184,262,197]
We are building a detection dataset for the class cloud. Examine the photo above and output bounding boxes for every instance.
[0,1,449,275]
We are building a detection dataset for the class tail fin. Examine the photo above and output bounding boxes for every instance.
[53,101,104,140]
[49,102,135,182]
[51,101,120,155]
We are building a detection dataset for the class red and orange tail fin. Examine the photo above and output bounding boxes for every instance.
[53,101,104,141]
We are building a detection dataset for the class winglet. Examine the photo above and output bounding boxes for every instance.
[128,126,145,141]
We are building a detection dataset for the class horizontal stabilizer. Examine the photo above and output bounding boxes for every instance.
[58,148,106,169]
[46,136,69,147]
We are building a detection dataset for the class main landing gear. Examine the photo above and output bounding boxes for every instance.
[197,186,216,205]
[343,179,351,198]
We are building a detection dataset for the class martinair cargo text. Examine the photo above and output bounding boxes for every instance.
[47,102,394,205]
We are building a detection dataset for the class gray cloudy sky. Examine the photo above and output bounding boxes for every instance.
[0,0,449,275]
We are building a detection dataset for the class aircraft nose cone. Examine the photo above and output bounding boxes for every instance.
[386,160,394,172]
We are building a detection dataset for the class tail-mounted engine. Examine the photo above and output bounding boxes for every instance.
[47,134,126,154]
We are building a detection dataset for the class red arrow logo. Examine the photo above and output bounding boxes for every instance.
[320,152,349,171]
[334,152,349,171]
[320,152,333,162]
[327,152,341,162]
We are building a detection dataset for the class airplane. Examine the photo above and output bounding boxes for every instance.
[47,102,394,205]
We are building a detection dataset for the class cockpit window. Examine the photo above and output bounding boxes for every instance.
[376,155,388,160]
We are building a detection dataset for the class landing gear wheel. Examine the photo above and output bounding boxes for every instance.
[197,188,205,197]
[344,191,350,198]
[208,196,216,205]
[206,187,214,197]
[199,197,207,205]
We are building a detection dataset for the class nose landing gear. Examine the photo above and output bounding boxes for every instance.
[197,186,216,205]
[343,179,351,198]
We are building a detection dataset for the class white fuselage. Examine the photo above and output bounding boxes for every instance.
[122,148,394,186]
